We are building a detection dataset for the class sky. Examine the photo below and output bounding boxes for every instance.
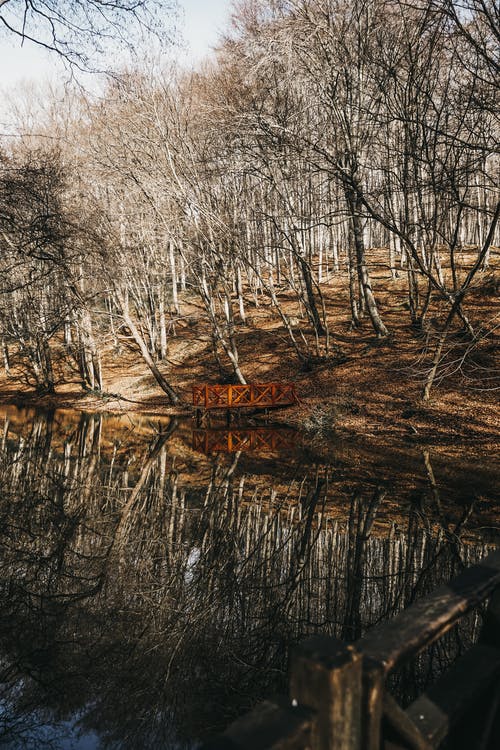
[0,0,234,96]
[181,0,234,62]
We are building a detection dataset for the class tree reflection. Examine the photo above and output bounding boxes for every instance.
[0,408,498,748]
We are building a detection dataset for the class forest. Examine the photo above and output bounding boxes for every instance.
[0,0,498,420]
[0,4,499,748]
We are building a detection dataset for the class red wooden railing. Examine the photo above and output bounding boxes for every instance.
[192,383,298,410]
[192,427,297,454]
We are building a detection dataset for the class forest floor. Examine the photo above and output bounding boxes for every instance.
[1,257,499,457]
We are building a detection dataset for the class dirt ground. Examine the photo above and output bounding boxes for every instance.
[1,257,498,459]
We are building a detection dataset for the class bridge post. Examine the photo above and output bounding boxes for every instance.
[290,636,363,750]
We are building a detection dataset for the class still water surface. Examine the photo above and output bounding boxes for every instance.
[0,406,498,749]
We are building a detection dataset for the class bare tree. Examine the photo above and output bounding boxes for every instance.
[0,0,175,71]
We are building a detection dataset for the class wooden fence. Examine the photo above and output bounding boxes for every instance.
[202,548,500,750]
[192,383,298,411]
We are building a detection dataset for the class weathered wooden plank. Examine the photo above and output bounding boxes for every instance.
[358,549,500,674]
[404,644,500,748]
[290,636,363,750]
[481,586,500,648]
[363,659,385,750]
[382,692,433,750]
[200,699,313,750]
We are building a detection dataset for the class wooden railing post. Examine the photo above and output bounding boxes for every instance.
[290,636,363,750]
[482,586,500,649]
[362,659,385,750]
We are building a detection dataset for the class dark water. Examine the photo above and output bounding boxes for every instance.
[0,406,498,749]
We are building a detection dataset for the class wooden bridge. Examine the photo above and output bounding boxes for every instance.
[202,548,500,750]
[192,383,298,411]
[192,427,297,454]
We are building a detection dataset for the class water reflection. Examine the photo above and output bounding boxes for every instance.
[192,426,297,453]
[0,406,498,749]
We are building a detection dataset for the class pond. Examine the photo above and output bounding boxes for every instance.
[0,406,498,749]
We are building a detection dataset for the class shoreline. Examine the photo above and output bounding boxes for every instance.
[1,382,498,457]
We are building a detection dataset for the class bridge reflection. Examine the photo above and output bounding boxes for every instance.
[192,426,298,454]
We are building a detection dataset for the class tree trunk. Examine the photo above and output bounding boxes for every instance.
[77,310,102,391]
[297,254,326,336]
[116,291,181,405]
[1,339,10,375]
[347,188,389,338]
[347,222,361,328]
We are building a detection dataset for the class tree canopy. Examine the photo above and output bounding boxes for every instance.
[0,0,175,69]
